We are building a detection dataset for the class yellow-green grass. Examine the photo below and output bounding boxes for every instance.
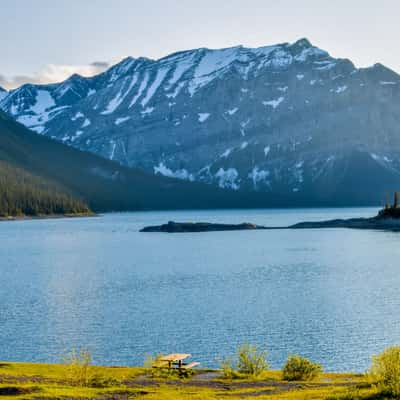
[0,361,382,399]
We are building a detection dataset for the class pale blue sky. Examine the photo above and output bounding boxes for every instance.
[1,0,399,88]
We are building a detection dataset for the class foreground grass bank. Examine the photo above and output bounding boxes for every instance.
[0,361,383,400]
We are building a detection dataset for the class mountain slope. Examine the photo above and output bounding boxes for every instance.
[0,87,7,102]
[0,110,90,216]
[0,110,267,212]
[0,159,90,217]
[2,38,400,204]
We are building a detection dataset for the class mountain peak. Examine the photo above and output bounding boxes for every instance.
[67,73,84,81]
[292,38,313,48]
[2,38,400,204]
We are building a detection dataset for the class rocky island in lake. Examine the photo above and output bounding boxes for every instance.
[141,193,400,233]
[140,221,267,232]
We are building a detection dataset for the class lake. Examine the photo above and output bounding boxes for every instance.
[1,207,400,372]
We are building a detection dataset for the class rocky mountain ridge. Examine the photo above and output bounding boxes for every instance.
[2,38,400,204]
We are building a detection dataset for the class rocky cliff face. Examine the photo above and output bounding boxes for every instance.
[2,38,400,203]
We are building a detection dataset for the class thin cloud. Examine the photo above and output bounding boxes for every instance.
[0,61,111,90]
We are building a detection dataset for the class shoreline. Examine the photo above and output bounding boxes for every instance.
[0,361,370,399]
[0,212,98,222]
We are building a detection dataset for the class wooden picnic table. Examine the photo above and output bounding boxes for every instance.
[154,353,200,372]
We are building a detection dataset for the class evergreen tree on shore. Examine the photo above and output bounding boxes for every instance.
[0,161,89,217]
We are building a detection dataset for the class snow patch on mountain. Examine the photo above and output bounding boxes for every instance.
[263,97,284,109]
[141,107,154,115]
[141,67,169,106]
[101,74,138,114]
[198,113,210,122]
[220,148,232,158]
[253,45,279,58]
[30,90,55,114]
[82,118,91,128]
[167,53,196,87]
[166,81,185,99]
[154,162,194,181]
[227,107,238,115]
[269,49,293,68]
[71,130,83,142]
[248,167,270,189]
[295,47,327,62]
[109,140,117,160]
[188,46,241,96]
[335,85,348,94]
[71,112,84,120]
[129,72,150,108]
[215,168,240,190]
[115,116,131,125]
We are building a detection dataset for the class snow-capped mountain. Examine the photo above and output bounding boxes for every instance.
[2,38,400,203]
[0,87,7,102]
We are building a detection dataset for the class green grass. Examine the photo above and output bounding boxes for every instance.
[0,361,385,400]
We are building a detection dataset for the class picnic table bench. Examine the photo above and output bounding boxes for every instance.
[152,353,200,374]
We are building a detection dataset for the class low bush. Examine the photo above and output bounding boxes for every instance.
[369,346,400,396]
[237,344,269,377]
[220,344,269,379]
[220,357,239,379]
[282,354,322,381]
[62,349,92,387]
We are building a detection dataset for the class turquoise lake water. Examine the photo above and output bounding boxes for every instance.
[1,207,399,372]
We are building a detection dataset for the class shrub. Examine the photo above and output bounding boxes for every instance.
[369,346,400,396]
[62,349,92,387]
[237,344,269,377]
[219,357,239,379]
[220,344,269,379]
[282,354,322,381]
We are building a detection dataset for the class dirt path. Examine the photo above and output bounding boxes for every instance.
[0,371,361,399]
[125,371,359,396]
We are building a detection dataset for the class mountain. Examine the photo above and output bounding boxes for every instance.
[0,111,90,216]
[0,87,7,102]
[2,38,400,205]
[0,110,266,214]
